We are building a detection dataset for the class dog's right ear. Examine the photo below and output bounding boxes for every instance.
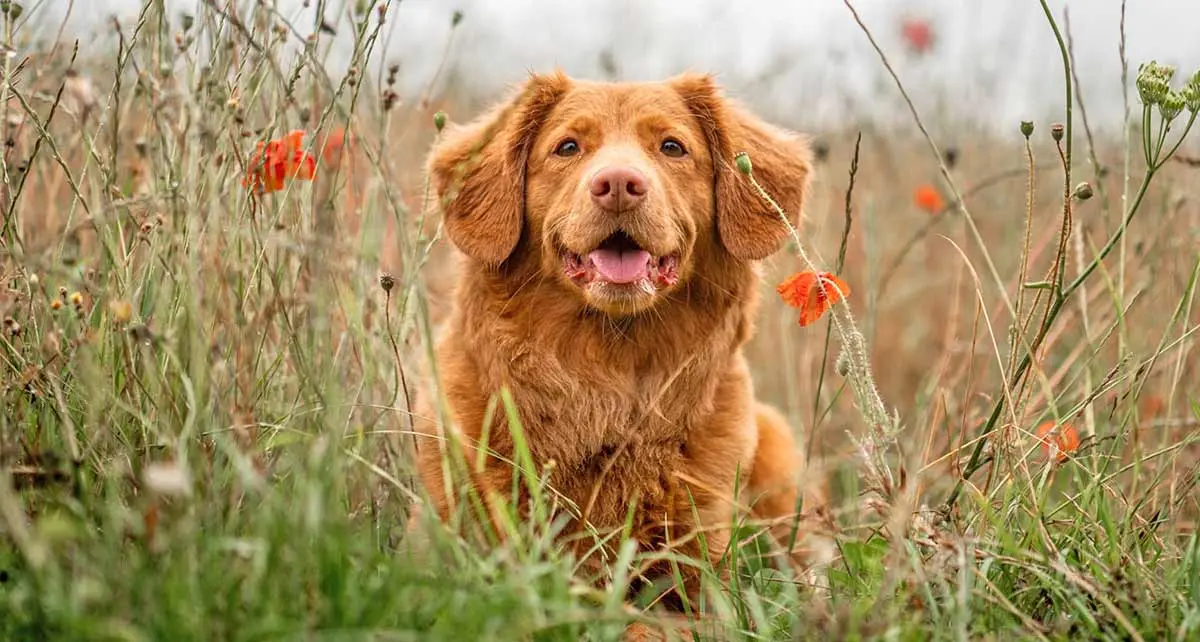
[426,72,571,267]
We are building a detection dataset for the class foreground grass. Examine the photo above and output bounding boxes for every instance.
[0,1,1198,640]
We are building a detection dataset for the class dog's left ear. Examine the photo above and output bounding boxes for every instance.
[672,73,812,261]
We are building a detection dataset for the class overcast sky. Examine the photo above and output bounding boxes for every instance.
[42,1,1200,131]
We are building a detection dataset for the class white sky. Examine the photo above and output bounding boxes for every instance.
[41,0,1200,132]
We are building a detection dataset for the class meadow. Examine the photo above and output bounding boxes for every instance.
[0,1,1198,640]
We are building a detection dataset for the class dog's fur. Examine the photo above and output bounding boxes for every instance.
[413,71,827,611]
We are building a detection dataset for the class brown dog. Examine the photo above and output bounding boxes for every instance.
[413,71,827,617]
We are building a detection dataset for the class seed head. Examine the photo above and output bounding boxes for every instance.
[1160,90,1187,121]
[1020,121,1034,138]
[1137,61,1175,106]
[1050,123,1064,142]
[835,351,850,377]
[735,152,752,176]
[379,273,395,293]
[57,286,67,299]
[7,2,21,20]
[1073,182,1094,201]
[433,111,447,132]
[1183,70,1200,113]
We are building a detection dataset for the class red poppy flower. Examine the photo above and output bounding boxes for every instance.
[243,130,317,194]
[901,17,935,55]
[777,271,851,327]
[1034,421,1080,463]
[914,184,945,214]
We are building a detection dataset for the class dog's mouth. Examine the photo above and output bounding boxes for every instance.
[562,231,680,291]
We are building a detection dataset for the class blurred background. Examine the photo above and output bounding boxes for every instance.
[9,0,1199,475]
[49,0,1200,130]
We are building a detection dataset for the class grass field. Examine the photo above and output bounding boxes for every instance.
[0,1,1198,640]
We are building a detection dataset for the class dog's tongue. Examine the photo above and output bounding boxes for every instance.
[588,248,651,284]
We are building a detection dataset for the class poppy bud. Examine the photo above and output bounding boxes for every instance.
[735,152,752,176]
[7,3,21,20]
[1020,121,1034,138]
[451,10,464,27]
[433,111,447,132]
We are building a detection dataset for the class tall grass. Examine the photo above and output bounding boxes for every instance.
[0,1,1197,640]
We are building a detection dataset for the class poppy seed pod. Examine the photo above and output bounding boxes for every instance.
[433,111,447,132]
[1020,121,1034,138]
[1073,182,1094,201]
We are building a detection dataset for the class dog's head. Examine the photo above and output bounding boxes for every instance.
[427,71,812,316]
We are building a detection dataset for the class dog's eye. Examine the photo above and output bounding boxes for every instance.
[660,138,686,158]
[553,139,580,157]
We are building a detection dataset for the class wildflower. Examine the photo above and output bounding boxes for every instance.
[242,130,317,194]
[1136,61,1174,106]
[109,300,133,324]
[1034,421,1079,463]
[1139,394,1165,420]
[913,184,944,214]
[777,271,851,327]
[1183,70,1200,112]
[320,127,351,164]
[1160,90,1186,121]
[900,17,934,55]
[69,291,83,307]
[50,299,62,311]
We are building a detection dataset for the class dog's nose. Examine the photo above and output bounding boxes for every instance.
[589,166,648,213]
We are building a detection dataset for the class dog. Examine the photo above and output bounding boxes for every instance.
[412,70,828,632]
